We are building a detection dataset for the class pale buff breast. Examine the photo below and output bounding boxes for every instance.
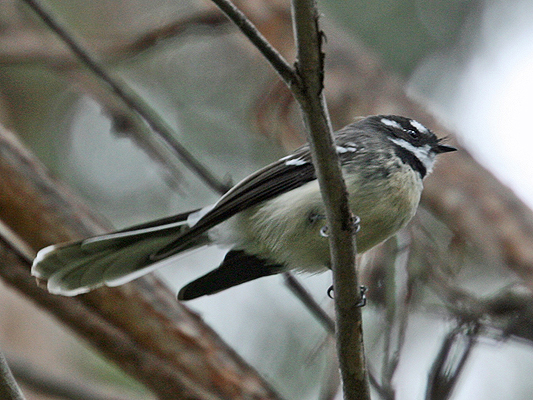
[210,164,423,273]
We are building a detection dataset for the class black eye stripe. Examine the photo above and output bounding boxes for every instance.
[377,115,439,147]
[383,127,418,141]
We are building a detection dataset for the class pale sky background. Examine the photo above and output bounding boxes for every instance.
[412,0,533,207]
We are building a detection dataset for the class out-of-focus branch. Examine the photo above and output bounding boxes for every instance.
[20,0,230,195]
[0,6,237,191]
[0,10,230,66]
[0,350,25,400]
[0,124,282,400]
[8,355,144,400]
[425,324,478,400]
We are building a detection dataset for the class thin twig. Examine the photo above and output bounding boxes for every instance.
[290,1,369,399]
[21,0,230,195]
[210,0,299,89]
[0,350,25,400]
[218,0,369,396]
[211,2,368,370]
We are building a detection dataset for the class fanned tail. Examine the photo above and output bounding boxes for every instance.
[32,212,209,296]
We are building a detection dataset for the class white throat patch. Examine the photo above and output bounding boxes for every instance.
[388,137,436,174]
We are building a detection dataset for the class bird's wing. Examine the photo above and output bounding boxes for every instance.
[152,146,316,258]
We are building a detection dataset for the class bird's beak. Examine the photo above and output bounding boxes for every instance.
[434,144,457,154]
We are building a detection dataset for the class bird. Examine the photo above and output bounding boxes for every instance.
[32,115,456,300]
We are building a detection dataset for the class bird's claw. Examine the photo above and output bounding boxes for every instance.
[327,285,368,307]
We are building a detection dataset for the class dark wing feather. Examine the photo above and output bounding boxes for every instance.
[152,147,315,259]
[113,209,200,233]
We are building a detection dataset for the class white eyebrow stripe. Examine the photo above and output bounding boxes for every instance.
[409,119,429,133]
[381,118,402,130]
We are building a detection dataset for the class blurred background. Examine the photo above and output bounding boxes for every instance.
[1,0,533,399]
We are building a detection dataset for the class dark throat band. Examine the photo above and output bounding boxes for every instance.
[392,146,427,178]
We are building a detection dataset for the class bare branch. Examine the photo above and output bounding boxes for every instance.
[208,0,370,396]
[290,1,370,399]
[20,0,230,195]
[0,350,25,400]
[0,123,282,400]
[0,11,230,66]
[8,356,143,400]
[210,0,299,89]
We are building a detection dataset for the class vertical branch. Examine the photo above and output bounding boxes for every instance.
[290,1,370,399]
[211,0,370,397]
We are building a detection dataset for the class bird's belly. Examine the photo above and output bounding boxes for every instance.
[211,171,421,273]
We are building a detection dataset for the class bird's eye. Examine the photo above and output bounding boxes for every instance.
[406,129,419,139]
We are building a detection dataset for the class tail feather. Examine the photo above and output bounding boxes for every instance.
[177,250,283,300]
[32,216,209,296]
